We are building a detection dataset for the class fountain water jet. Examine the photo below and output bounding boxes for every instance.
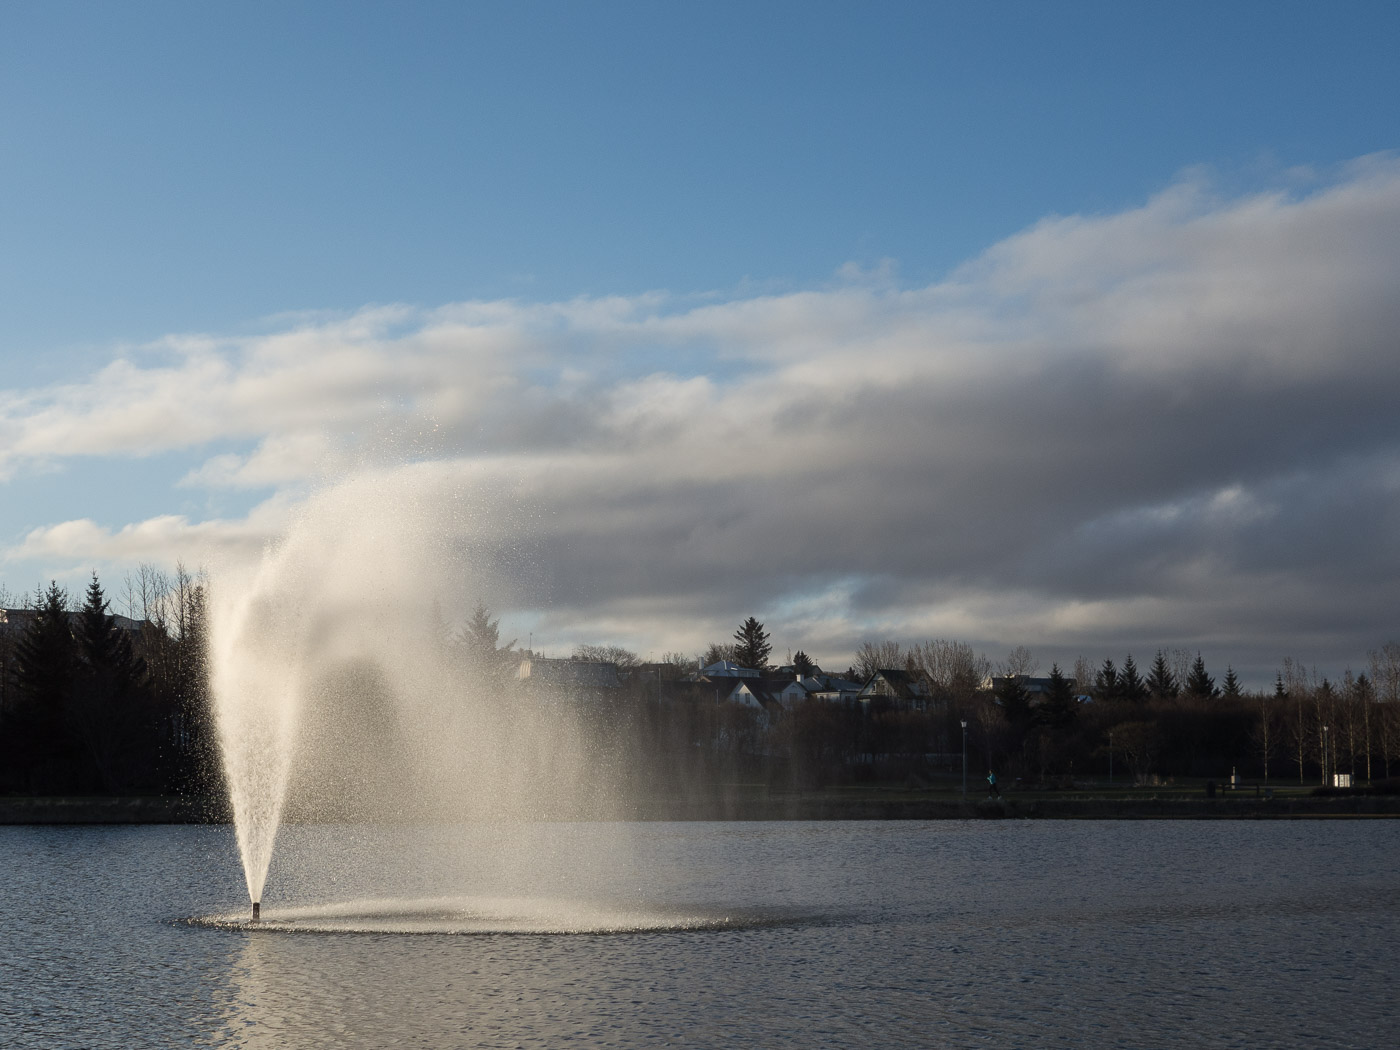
[208,469,607,917]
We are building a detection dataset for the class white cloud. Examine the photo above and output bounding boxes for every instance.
[4,157,1400,680]
[6,498,296,574]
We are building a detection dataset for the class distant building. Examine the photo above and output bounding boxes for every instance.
[776,673,864,707]
[982,675,1077,702]
[0,608,145,636]
[515,656,622,691]
[857,668,929,707]
[694,660,761,679]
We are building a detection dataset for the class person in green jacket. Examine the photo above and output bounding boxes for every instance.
[986,770,1001,798]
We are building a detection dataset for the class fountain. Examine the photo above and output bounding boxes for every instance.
[207,469,611,928]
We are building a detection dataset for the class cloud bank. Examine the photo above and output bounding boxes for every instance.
[5,157,1400,681]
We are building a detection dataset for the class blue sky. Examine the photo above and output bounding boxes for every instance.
[2,1,1398,682]
[5,1,1394,355]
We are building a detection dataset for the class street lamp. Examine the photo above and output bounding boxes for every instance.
[960,720,968,798]
[1108,729,1114,787]
[1322,725,1329,787]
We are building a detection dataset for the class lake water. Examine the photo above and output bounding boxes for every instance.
[1,819,1396,1048]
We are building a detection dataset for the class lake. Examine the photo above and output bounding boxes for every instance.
[1,819,1395,1048]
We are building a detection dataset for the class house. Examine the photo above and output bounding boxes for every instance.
[775,673,864,707]
[694,660,761,679]
[725,676,787,708]
[856,668,929,708]
[983,675,1077,703]
[718,676,792,730]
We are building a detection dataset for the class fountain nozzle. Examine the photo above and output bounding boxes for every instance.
[251,901,260,922]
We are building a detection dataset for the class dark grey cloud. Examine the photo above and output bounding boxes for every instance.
[7,158,1400,685]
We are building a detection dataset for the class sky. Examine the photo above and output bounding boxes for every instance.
[1,1,1398,685]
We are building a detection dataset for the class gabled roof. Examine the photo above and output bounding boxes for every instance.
[821,675,864,693]
[698,660,762,678]
[858,668,927,701]
[728,676,789,709]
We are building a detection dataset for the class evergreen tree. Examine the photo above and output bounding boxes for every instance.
[458,603,517,676]
[1185,653,1218,698]
[1147,651,1179,699]
[1221,666,1243,699]
[732,617,772,670]
[71,573,151,790]
[1095,658,1121,701]
[994,674,1032,726]
[1038,662,1077,728]
[76,573,147,697]
[11,582,79,790]
[792,650,816,677]
[1120,655,1147,702]
[13,582,75,715]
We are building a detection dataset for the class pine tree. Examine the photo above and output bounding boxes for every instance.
[76,573,147,697]
[1095,658,1121,701]
[1185,653,1218,698]
[13,582,75,714]
[1221,666,1243,699]
[458,603,517,676]
[995,674,1032,726]
[792,650,816,677]
[1038,662,1077,728]
[71,573,150,790]
[1120,655,1147,702]
[732,617,772,670]
[11,582,79,789]
[1147,651,1179,699]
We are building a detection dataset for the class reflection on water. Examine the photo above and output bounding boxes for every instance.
[2,820,1398,1049]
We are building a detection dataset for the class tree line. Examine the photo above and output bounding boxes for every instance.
[0,567,214,796]
[545,617,1400,793]
[4,580,1397,798]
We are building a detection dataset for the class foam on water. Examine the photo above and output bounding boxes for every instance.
[192,896,779,935]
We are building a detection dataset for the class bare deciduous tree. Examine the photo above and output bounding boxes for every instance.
[572,644,641,668]
[853,640,904,681]
[1000,645,1038,678]
[906,639,990,701]
[1112,720,1159,785]
[1250,688,1282,784]
[701,642,738,667]
[1072,655,1094,697]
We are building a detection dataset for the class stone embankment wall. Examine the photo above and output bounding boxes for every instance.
[0,796,227,824]
[624,795,1400,821]
[2,794,1398,823]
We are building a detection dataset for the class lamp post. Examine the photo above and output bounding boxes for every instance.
[960,720,968,797]
[1322,724,1329,787]
[1108,729,1114,787]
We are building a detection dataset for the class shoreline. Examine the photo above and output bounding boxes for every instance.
[3,793,1398,824]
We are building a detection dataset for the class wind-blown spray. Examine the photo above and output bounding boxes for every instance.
[207,467,603,912]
